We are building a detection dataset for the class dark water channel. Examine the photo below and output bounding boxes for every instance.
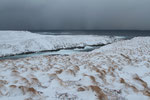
[0,45,103,60]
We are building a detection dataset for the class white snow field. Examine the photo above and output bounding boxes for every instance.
[0,31,123,57]
[0,36,150,100]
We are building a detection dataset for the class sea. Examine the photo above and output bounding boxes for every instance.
[31,30,150,37]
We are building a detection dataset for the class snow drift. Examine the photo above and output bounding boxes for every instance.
[0,31,123,57]
[0,37,150,100]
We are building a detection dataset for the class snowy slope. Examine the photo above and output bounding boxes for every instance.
[0,31,121,57]
[0,37,150,100]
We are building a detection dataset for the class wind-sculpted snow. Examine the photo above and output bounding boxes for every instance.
[0,37,150,100]
[0,31,121,57]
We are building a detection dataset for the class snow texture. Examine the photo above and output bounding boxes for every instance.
[0,35,150,100]
[0,31,122,57]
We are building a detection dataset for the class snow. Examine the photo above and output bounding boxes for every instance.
[0,31,122,57]
[0,31,150,100]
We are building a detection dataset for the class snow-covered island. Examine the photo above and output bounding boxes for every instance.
[0,31,150,100]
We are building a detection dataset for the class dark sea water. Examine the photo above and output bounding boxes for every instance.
[31,30,150,37]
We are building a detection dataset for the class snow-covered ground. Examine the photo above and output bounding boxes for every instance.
[0,31,123,57]
[0,37,150,100]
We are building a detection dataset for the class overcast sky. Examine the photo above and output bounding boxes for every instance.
[0,0,150,30]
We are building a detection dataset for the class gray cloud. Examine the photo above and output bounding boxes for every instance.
[0,0,150,30]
